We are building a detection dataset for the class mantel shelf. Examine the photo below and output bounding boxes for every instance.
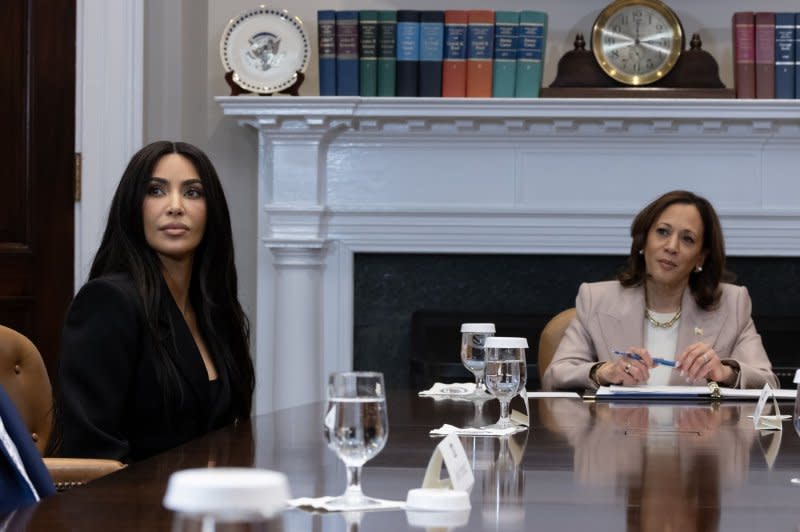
[217,96,800,123]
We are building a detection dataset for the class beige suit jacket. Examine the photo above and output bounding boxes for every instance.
[542,281,778,391]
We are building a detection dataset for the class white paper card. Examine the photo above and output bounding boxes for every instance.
[422,433,474,493]
[753,383,783,431]
[439,433,474,492]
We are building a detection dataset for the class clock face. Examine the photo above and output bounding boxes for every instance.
[592,0,684,85]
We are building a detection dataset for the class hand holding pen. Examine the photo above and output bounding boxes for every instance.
[595,347,654,386]
[613,350,676,368]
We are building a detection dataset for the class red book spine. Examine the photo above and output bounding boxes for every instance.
[732,12,755,99]
[442,10,468,97]
[755,12,776,99]
[466,10,494,97]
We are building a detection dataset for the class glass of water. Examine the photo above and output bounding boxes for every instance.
[460,323,495,394]
[484,337,528,429]
[323,372,389,509]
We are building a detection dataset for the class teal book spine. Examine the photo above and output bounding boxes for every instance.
[492,11,518,97]
[515,11,547,98]
[377,11,397,96]
[359,11,379,96]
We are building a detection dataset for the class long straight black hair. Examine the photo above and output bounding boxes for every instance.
[90,140,254,418]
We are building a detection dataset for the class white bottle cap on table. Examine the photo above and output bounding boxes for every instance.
[163,468,290,518]
[405,487,471,512]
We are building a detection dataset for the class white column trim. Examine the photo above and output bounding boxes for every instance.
[75,0,144,290]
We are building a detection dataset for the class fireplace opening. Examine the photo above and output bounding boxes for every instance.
[353,253,800,390]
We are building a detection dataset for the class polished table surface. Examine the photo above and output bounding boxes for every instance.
[13,391,800,531]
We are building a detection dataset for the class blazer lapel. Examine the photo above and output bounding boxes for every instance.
[668,288,726,385]
[675,288,725,354]
[158,288,208,411]
[597,284,646,359]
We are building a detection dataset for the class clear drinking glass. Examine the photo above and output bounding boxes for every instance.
[323,372,389,508]
[484,337,528,429]
[460,323,496,394]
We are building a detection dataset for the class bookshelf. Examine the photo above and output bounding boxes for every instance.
[217,95,800,412]
[279,0,800,98]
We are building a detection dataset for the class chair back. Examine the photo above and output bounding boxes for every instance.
[0,325,52,454]
[537,308,576,381]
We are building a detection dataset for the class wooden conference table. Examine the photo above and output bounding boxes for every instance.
[14,391,800,531]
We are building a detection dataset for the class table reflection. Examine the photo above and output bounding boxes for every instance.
[478,431,528,531]
[541,399,757,532]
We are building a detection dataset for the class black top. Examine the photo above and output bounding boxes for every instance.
[56,273,234,462]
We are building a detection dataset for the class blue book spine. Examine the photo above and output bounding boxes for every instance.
[492,11,519,97]
[775,13,795,99]
[515,11,548,98]
[419,11,444,97]
[795,13,800,98]
[396,10,420,96]
[335,11,359,96]
[317,10,337,96]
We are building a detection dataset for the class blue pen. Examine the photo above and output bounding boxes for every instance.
[612,349,676,368]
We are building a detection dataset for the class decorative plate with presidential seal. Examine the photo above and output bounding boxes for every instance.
[220,7,310,94]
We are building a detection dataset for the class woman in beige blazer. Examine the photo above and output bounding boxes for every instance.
[542,190,778,391]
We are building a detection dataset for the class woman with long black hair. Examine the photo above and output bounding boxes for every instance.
[55,141,255,462]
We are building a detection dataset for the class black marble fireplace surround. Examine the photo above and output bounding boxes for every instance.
[353,254,800,390]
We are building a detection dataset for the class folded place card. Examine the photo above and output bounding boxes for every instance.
[752,383,784,431]
[420,433,475,492]
[404,434,473,528]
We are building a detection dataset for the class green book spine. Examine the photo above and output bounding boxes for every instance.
[359,10,378,96]
[377,11,397,96]
[492,11,518,97]
[515,11,547,97]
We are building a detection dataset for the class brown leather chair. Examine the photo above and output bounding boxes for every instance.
[0,325,125,490]
[537,308,576,381]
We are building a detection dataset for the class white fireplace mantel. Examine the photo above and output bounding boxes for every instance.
[217,96,800,413]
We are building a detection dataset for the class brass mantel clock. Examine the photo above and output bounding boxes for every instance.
[591,0,684,86]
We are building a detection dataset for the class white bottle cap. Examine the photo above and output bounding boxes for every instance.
[460,323,496,333]
[406,508,471,528]
[484,336,528,349]
[163,468,290,518]
[406,488,471,511]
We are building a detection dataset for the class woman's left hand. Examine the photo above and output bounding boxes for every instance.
[675,342,734,384]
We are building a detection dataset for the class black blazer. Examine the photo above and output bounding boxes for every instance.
[56,273,235,462]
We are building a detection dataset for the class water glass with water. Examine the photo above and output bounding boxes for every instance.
[323,371,389,509]
[484,337,528,428]
[460,323,495,394]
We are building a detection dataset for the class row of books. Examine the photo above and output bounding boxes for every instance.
[732,12,800,99]
[318,10,548,98]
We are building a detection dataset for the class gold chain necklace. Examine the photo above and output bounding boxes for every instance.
[644,285,682,328]
[645,308,682,328]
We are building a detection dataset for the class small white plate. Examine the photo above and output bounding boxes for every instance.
[220,7,310,94]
